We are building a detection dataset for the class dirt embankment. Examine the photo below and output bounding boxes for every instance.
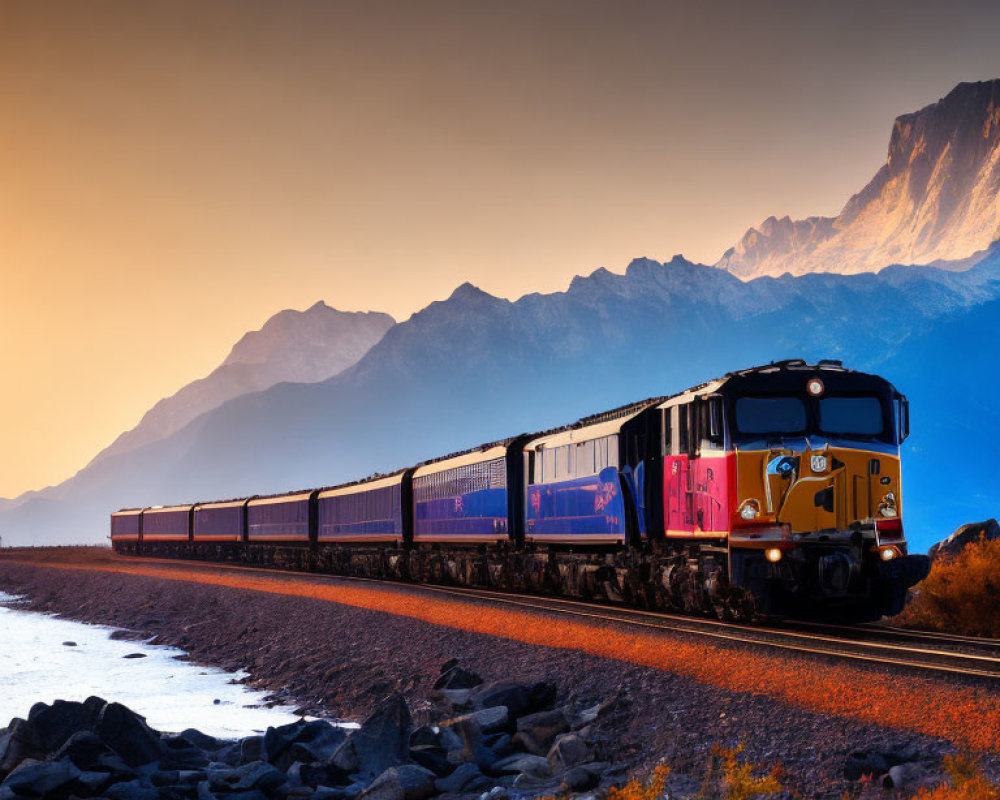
[0,550,994,797]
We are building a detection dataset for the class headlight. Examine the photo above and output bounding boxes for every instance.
[739,500,759,521]
[807,378,825,396]
[765,548,783,563]
[810,455,828,473]
[879,546,898,561]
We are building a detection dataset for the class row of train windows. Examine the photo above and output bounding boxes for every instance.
[321,487,399,523]
[533,435,619,484]
[414,458,507,502]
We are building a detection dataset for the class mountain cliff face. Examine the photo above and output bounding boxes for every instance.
[718,80,1000,278]
[2,252,998,552]
[88,302,394,467]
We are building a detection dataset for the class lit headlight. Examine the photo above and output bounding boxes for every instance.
[765,548,783,563]
[879,546,898,561]
[807,378,825,396]
[739,500,760,521]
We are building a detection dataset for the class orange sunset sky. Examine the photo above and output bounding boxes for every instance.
[3,0,1000,499]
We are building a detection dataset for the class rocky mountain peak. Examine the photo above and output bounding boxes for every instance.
[717,79,1000,279]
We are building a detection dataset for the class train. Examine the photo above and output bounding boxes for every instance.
[111,360,930,622]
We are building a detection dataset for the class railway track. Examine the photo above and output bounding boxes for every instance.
[93,554,1000,683]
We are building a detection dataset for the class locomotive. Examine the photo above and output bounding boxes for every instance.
[111,360,930,621]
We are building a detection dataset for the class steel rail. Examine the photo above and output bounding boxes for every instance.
[103,555,1000,681]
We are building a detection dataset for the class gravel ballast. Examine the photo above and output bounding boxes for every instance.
[0,553,995,797]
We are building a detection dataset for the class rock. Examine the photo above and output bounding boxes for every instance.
[491,754,551,778]
[929,519,1000,561]
[513,709,569,755]
[409,727,439,749]
[96,702,165,767]
[441,707,509,736]
[59,734,122,775]
[479,787,510,800]
[438,716,493,770]
[0,718,45,773]
[546,733,590,772]
[844,751,889,781]
[359,765,437,800]
[572,697,616,729]
[76,769,112,794]
[27,698,103,752]
[561,765,601,792]
[228,760,286,792]
[241,735,266,764]
[883,763,923,790]
[0,757,81,795]
[483,733,512,761]
[434,762,485,793]
[409,746,451,777]
[268,720,347,771]
[329,694,412,780]
[123,653,147,659]
[62,641,77,647]
[434,667,483,691]
[439,689,473,708]
[104,778,160,800]
[469,682,555,719]
[511,772,560,793]
[439,659,460,674]
[176,728,225,752]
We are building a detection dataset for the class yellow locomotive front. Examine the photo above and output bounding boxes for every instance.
[723,361,929,619]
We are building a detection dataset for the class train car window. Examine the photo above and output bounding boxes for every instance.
[678,405,690,455]
[542,448,555,482]
[606,435,620,468]
[661,408,671,456]
[578,440,595,475]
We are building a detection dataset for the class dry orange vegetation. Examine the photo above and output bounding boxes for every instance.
[897,537,1000,637]
[911,755,1000,800]
[7,555,1000,753]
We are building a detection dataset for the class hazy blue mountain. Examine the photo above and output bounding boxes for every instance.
[2,251,997,552]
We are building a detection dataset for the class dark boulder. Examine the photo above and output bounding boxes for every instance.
[433,762,484,794]
[267,721,347,771]
[0,718,45,774]
[175,728,225,752]
[103,778,160,800]
[95,703,165,767]
[52,730,117,771]
[240,735,266,764]
[433,667,483,691]
[358,764,436,800]
[329,694,411,780]
[469,682,555,719]
[561,765,602,792]
[0,757,80,795]
[27,698,104,753]
[929,519,1000,561]
[513,709,569,755]
[844,750,889,781]
[546,733,590,772]
[409,746,451,778]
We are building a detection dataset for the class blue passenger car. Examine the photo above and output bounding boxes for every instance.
[110,508,142,546]
[193,499,248,542]
[412,445,512,543]
[142,505,193,542]
[247,491,316,543]
[523,407,653,545]
[317,473,405,543]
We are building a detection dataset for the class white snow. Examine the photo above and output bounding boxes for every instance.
[0,592,326,738]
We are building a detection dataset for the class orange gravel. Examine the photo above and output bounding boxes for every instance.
[7,556,1000,752]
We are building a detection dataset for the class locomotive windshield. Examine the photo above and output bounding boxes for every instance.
[733,393,890,442]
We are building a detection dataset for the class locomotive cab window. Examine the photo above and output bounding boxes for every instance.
[734,396,807,436]
[817,396,884,437]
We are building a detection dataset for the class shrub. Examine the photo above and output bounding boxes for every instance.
[911,754,1000,800]
[896,535,1000,637]
[606,763,671,800]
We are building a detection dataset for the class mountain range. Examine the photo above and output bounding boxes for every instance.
[717,80,1000,278]
[2,79,999,553]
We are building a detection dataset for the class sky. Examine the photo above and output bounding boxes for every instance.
[2,0,1000,499]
